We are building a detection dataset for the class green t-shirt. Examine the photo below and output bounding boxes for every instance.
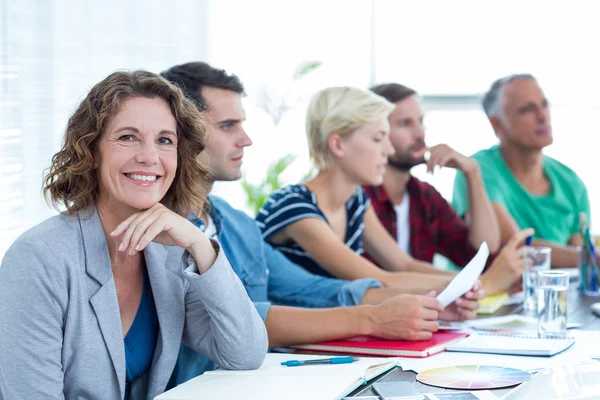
[452,145,590,245]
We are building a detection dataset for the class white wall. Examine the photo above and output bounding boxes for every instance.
[0,0,211,257]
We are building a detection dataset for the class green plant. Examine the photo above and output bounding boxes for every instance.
[242,154,297,215]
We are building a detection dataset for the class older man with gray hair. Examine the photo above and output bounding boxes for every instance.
[452,74,589,268]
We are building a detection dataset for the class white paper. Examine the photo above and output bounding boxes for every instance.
[437,242,489,307]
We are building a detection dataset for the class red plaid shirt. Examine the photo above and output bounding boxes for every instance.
[363,176,478,267]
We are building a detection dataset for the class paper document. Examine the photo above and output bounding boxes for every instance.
[437,242,489,307]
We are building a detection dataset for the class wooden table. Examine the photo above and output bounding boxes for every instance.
[346,282,600,398]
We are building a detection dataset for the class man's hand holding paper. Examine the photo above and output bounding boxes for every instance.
[439,279,485,320]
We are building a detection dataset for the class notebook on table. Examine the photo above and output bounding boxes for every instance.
[290,332,469,358]
[445,332,575,357]
[155,353,399,400]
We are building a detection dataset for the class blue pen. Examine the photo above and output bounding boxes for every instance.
[525,235,533,246]
[281,356,359,367]
[587,233,598,291]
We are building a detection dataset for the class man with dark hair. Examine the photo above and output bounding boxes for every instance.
[365,83,530,295]
[160,64,482,386]
[452,74,589,268]
[160,62,245,110]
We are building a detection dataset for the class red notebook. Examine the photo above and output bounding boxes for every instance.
[290,332,469,358]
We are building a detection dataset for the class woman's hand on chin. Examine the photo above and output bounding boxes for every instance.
[110,203,216,272]
[110,203,210,255]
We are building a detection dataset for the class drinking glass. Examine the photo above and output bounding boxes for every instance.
[537,270,569,338]
[522,247,551,312]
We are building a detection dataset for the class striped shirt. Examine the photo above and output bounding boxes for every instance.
[255,184,371,278]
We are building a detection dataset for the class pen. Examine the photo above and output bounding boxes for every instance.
[580,213,589,292]
[281,356,359,367]
[587,230,598,291]
[525,235,533,246]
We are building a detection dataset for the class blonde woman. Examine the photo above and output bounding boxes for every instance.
[256,87,480,305]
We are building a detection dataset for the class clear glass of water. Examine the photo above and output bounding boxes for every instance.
[522,247,551,312]
[537,270,569,338]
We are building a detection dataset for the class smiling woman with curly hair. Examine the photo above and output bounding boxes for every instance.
[43,70,208,216]
[0,70,267,400]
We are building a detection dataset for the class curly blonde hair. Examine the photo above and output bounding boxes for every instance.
[43,70,208,215]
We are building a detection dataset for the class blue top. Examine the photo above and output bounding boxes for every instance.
[124,269,158,397]
[168,195,381,387]
[255,184,371,278]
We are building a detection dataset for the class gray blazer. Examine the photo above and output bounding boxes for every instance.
[0,208,268,400]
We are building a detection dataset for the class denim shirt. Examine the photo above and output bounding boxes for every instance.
[168,195,382,387]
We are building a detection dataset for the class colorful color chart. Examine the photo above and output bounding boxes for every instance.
[416,365,531,390]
